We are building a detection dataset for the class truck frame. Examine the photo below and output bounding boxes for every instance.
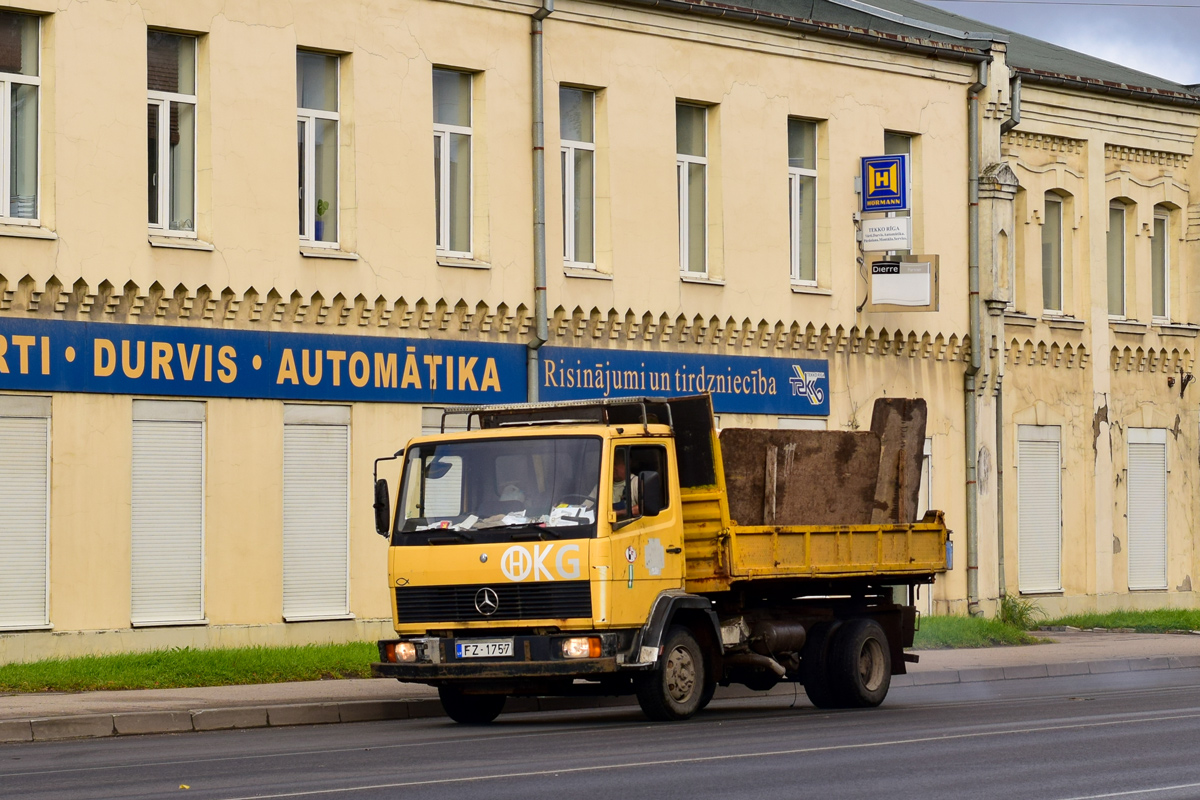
[371,395,948,722]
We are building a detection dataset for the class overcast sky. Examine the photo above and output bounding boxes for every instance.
[920,0,1200,87]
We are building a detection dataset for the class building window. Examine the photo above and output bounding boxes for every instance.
[0,11,39,223]
[676,103,707,275]
[788,118,817,285]
[0,395,50,630]
[147,31,197,235]
[433,68,472,256]
[1127,428,1167,591]
[1041,194,1063,313]
[560,87,595,268]
[1017,424,1061,594]
[884,132,911,257]
[1107,201,1126,318]
[1152,208,1169,320]
[131,401,205,626]
[297,51,339,246]
[283,405,350,620]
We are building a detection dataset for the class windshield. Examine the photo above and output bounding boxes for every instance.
[396,436,602,539]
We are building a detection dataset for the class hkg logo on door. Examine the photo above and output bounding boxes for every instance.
[499,544,581,581]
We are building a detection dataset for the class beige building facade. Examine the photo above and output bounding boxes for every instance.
[0,0,1196,662]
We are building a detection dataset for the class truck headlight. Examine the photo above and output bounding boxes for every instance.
[561,637,601,659]
[385,642,417,663]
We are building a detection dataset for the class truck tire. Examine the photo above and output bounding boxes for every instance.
[800,622,839,709]
[828,618,891,708]
[438,687,506,724]
[636,625,706,721]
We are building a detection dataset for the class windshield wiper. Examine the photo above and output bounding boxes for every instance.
[509,529,561,541]
[425,531,475,545]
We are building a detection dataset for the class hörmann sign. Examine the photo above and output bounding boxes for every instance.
[540,346,830,416]
[860,154,909,212]
[0,318,527,404]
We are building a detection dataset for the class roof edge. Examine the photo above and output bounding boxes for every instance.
[822,0,1006,43]
[1016,67,1200,110]
[607,0,993,62]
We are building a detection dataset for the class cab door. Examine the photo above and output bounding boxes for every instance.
[606,441,684,626]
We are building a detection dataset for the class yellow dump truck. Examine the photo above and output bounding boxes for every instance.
[371,395,948,722]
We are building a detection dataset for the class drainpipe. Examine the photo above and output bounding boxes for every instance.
[965,57,988,617]
[528,0,554,402]
[996,71,1019,601]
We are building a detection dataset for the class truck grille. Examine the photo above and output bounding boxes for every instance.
[395,582,592,624]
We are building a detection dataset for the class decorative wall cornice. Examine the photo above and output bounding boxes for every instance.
[1006,337,1089,369]
[1110,345,1193,374]
[0,272,975,365]
[1002,132,1086,155]
[1104,144,1189,169]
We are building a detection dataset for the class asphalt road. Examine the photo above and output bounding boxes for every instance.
[6,670,1200,800]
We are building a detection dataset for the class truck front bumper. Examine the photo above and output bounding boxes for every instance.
[372,632,634,685]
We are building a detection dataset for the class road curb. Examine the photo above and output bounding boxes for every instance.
[4,655,1200,742]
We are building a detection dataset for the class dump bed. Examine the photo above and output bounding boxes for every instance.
[673,396,948,594]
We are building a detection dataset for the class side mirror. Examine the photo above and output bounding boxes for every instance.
[638,470,663,517]
[374,479,391,537]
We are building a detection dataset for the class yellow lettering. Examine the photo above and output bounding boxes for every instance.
[423,355,442,390]
[301,349,323,386]
[94,339,115,377]
[217,345,237,384]
[0,335,8,374]
[12,335,34,375]
[374,352,397,388]
[446,355,454,389]
[40,337,50,375]
[401,349,422,389]
[458,356,479,391]
[121,340,145,379]
[277,349,299,385]
[481,358,501,392]
[151,342,175,380]
[326,350,346,386]
[349,352,369,387]
[177,343,201,381]
[204,344,213,382]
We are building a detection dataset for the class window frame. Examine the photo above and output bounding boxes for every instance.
[676,103,707,277]
[561,87,596,269]
[1107,200,1127,319]
[883,131,912,258]
[788,118,818,286]
[147,31,198,238]
[1041,194,1064,314]
[433,68,473,259]
[0,12,41,226]
[1152,208,1170,322]
[297,51,340,249]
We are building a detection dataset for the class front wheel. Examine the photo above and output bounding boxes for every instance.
[438,686,506,724]
[828,618,892,708]
[636,626,706,721]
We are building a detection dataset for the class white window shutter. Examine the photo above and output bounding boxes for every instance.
[1127,429,1167,591]
[131,415,205,625]
[0,413,50,629]
[283,419,349,620]
[1017,426,1061,593]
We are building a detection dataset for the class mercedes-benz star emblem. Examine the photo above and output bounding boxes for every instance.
[474,587,499,616]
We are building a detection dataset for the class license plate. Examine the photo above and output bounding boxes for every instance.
[455,639,514,659]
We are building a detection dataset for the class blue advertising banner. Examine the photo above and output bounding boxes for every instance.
[0,318,527,404]
[861,154,909,212]
[540,346,830,416]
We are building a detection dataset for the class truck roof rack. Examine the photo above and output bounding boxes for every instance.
[440,396,676,434]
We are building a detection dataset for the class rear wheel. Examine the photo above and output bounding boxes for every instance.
[828,618,891,708]
[800,622,839,709]
[438,686,506,724]
[636,626,706,721]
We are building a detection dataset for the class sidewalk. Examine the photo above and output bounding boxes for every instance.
[4,630,1200,743]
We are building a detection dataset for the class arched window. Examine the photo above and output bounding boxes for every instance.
[1042,192,1064,313]
[1107,200,1131,318]
[1152,205,1171,320]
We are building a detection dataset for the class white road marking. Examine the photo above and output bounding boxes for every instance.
[214,710,1200,799]
[1056,782,1200,799]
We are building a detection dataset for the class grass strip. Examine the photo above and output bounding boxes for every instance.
[0,642,378,693]
[1041,608,1200,634]
[913,615,1043,649]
